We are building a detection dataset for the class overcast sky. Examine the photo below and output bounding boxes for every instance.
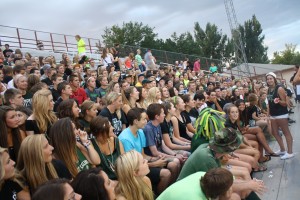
[1,0,299,59]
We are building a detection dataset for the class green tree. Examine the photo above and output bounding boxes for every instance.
[102,21,157,46]
[239,15,269,63]
[272,44,300,65]
[194,22,228,60]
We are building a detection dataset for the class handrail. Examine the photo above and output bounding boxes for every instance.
[0,25,101,54]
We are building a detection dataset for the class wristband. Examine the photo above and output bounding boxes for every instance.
[83,140,91,149]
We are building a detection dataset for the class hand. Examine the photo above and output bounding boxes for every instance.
[77,130,88,143]
[274,98,280,104]
[153,158,167,167]
[250,179,267,195]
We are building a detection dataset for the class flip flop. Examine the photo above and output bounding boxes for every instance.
[252,165,267,173]
[265,152,280,157]
[259,155,271,163]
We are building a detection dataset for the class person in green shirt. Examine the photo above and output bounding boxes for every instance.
[75,35,86,56]
[157,168,240,200]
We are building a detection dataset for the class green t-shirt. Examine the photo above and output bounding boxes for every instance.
[157,171,207,200]
[177,143,221,181]
[77,39,86,53]
[76,146,92,172]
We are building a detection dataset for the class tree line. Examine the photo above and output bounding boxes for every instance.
[102,15,269,64]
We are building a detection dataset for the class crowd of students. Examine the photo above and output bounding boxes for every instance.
[0,44,298,200]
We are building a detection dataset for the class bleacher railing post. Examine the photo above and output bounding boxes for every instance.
[16,28,22,48]
[64,35,69,52]
[34,31,38,49]
[88,38,92,53]
[50,33,54,51]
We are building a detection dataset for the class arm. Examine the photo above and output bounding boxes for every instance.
[233,179,266,196]
[186,123,196,134]
[77,131,101,165]
[17,190,31,200]
[142,149,167,168]
[171,116,191,143]
[277,87,288,107]
[162,134,190,151]
[122,104,131,115]
[119,140,125,154]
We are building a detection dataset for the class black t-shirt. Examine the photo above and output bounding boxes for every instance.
[51,88,60,102]
[41,78,54,89]
[160,119,174,140]
[0,179,23,200]
[217,98,228,110]
[23,92,33,108]
[206,101,216,110]
[190,108,199,119]
[181,110,192,124]
[52,159,72,180]
[3,49,13,58]
[3,76,13,84]
[99,107,128,136]
[224,118,239,130]
[247,105,258,121]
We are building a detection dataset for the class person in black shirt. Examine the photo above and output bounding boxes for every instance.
[99,92,127,136]
[0,147,30,200]
[3,44,13,58]
[51,74,64,102]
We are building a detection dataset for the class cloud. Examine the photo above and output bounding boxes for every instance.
[1,0,299,59]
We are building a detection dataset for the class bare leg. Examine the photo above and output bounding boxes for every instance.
[167,159,180,184]
[270,119,286,152]
[157,169,171,194]
[277,118,293,154]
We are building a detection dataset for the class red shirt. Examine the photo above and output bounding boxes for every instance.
[193,61,200,72]
[70,87,88,105]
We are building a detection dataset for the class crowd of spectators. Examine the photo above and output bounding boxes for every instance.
[0,40,299,200]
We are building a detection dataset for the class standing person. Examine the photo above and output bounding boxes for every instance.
[3,44,14,58]
[193,58,201,72]
[144,49,155,70]
[266,72,294,159]
[209,62,218,73]
[115,150,154,200]
[101,48,114,69]
[136,49,145,72]
[75,35,86,56]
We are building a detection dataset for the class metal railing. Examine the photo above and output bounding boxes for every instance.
[0,25,101,54]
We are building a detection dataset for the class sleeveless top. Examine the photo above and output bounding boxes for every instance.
[267,85,288,116]
[76,146,92,172]
[91,138,121,180]
[175,115,190,140]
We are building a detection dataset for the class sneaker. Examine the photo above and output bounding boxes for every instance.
[274,150,286,156]
[281,152,294,160]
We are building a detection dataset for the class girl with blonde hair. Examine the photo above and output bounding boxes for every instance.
[16,134,58,192]
[121,86,140,115]
[25,89,57,135]
[115,150,153,200]
[146,87,162,106]
[0,147,30,200]
[100,92,127,136]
